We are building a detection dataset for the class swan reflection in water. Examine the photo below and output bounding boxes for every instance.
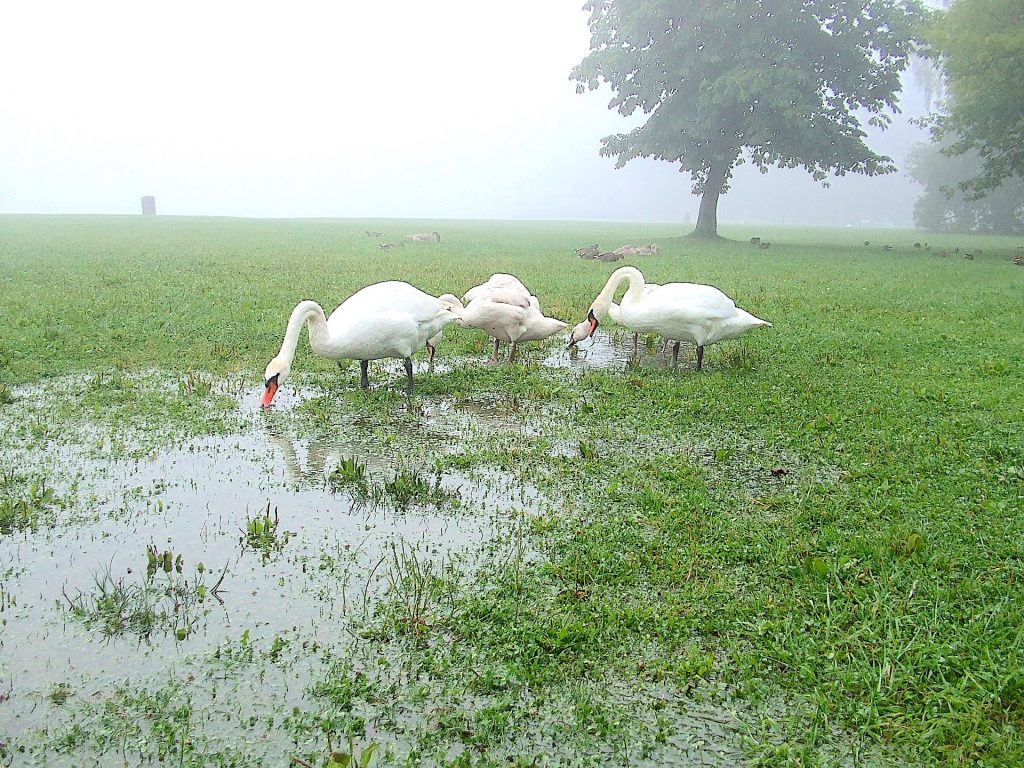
[262,420,382,487]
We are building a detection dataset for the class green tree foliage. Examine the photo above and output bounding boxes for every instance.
[908,138,1024,233]
[572,0,929,237]
[926,0,1024,198]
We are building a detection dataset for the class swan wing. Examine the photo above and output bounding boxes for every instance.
[620,282,742,344]
[458,297,529,342]
[639,283,738,320]
[324,281,456,359]
[330,281,449,325]
[465,274,531,303]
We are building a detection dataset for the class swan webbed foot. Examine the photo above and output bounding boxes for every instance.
[695,345,704,372]
[403,357,414,396]
[359,360,369,389]
[671,341,681,370]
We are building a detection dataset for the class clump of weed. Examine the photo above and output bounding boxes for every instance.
[241,502,291,560]
[0,383,13,406]
[322,736,379,768]
[715,341,759,370]
[328,460,458,511]
[48,682,73,706]
[285,653,376,763]
[0,470,60,535]
[64,546,226,641]
[374,468,457,510]
[84,370,131,392]
[0,582,14,612]
[372,540,460,638]
[328,456,370,499]
[177,370,213,397]
[211,628,256,670]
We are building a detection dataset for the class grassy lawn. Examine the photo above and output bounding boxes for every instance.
[1,214,1022,766]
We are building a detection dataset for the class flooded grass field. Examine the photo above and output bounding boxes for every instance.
[1,373,541,763]
[2,216,1023,766]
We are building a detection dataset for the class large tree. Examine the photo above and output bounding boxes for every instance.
[926,0,1024,199]
[572,0,928,238]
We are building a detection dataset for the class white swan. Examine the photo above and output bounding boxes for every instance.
[457,294,568,363]
[261,281,461,406]
[463,273,531,304]
[608,284,670,358]
[459,275,565,362]
[567,267,771,370]
[425,294,464,369]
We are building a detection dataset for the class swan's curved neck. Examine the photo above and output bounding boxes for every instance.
[590,267,646,321]
[275,300,332,366]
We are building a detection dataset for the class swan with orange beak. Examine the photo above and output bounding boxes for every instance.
[566,310,599,348]
[260,282,462,406]
[566,267,771,370]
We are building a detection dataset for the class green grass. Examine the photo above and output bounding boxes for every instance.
[64,547,225,641]
[2,214,1024,765]
[0,469,61,534]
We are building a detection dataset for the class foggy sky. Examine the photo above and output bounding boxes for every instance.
[0,1,931,226]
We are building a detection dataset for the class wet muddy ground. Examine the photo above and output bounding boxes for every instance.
[0,345,804,766]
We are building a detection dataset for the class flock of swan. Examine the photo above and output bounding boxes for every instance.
[259,266,771,407]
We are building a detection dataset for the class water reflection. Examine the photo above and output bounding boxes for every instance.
[543,329,684,370]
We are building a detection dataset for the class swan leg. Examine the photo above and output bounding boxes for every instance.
[508,341,518,363]
[671,341,681,370]
[488,338,500,364]
[632,333,639,360]
[426,343,436,372]
[696,345,704,372]
[403,357,414,395]
[359,360,369,389]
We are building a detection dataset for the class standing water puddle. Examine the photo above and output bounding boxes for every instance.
[543,329,691,370]
[0,377,545,753]
[0,372,762,767]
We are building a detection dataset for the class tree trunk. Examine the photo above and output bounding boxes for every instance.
[692,163,726,239]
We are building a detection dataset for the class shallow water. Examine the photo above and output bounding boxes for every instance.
[0,379,543,746]
[0,368,809,767]
[543,329,691,370]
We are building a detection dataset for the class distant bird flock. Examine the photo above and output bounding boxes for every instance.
[259,231,777,406]
[576,243,660,260]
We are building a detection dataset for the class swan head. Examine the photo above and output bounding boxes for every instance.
[260,356,291,408]
[566,309,599,348]
[438,293,463,311]
[437,294,464,325]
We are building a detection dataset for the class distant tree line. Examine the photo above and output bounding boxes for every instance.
[908,138,1024,234]
[907,0,1024,234]
[923,0,1024,201]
